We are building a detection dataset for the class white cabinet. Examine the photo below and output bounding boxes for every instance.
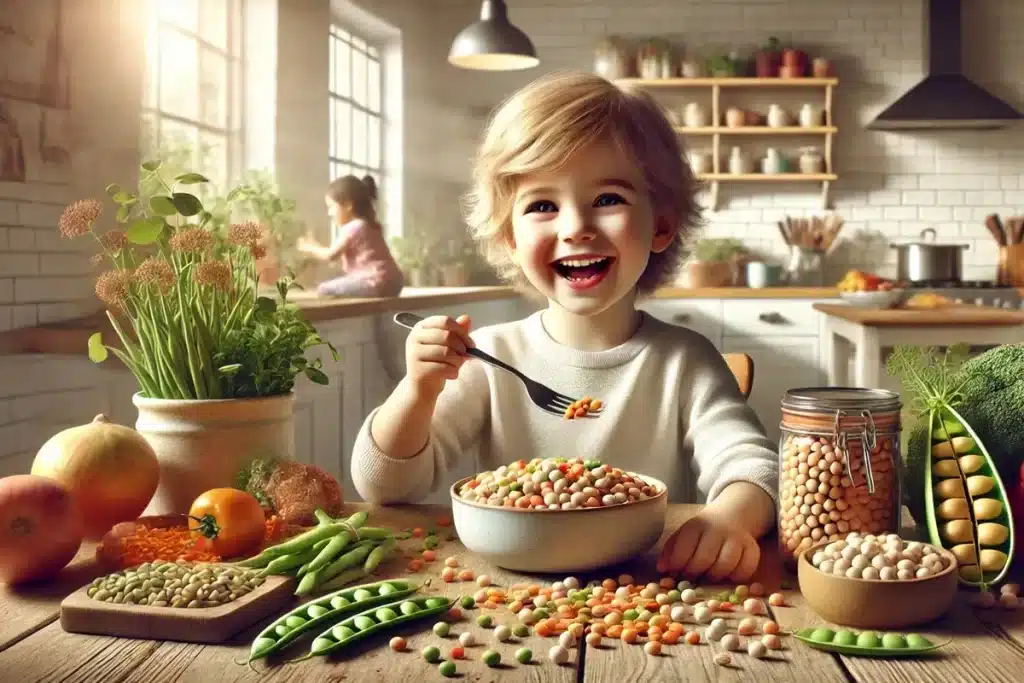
[639,299,724,348]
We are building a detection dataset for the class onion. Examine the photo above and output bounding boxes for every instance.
[0,475,84,584]
[31,414,159,539]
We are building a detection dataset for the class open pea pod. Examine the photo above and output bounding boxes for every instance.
[293,595,456,662]
[923,406,1016,587]
[245,579,418,664]
[794,627,949,657]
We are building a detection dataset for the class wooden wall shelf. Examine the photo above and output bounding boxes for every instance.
[619,77,838,211]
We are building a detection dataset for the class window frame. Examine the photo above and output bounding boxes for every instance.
[328,22,386,236]
[141,0,245,187]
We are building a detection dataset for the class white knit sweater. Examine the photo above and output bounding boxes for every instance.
[351,310,779,507]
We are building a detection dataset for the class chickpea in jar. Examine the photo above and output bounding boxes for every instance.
[778,433,896,562]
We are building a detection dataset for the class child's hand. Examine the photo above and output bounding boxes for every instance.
[405,314,475,398]
[656,511,761,582]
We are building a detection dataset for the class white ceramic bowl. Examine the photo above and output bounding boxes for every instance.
[839,289,904,309]
[450,474,668,574]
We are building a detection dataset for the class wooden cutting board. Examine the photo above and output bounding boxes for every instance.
[59,574,296,643]
[813,303,1024,326]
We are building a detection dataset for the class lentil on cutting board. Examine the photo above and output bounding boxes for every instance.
[87,561,264,608]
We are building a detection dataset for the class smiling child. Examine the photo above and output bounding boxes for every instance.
[350,71,779,582]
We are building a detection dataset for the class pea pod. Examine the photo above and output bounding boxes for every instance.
[293,595,456,661]
[795,627,950,657]
[319,542,376,584]
[238,510,368,568]
[318,566,369,593]
[364,537,397,573]
[923,406,1016,587]
[244,579,419,664]
[299,534,353,578]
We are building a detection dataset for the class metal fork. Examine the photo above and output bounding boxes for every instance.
[392,311,594,418]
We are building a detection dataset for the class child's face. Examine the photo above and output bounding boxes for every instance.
[325,197,353,225]
[508,139,675,316]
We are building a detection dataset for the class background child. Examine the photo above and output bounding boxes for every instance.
[297,174,404,298]
[350,71,778,582]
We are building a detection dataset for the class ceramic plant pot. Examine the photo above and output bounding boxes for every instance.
[133,392,296,515]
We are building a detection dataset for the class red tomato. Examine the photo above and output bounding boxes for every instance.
[0,475,84,584]
[188,488,265,559]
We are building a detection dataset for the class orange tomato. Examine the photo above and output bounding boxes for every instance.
[188,488,265,559]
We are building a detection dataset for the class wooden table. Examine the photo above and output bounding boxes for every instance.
[814,303,1024,388]
[2,503,1023,682]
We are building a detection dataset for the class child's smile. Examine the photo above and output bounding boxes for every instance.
[551,254,615,290]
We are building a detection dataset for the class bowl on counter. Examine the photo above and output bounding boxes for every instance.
[838,289,904,309]
[450,474,668,573]
[797,538,958,629]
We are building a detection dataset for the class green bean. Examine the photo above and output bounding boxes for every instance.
[304,534,353,575]
[237,523,351,567]
[364,538,397,573]
[319,543,375,584]
[296,569,321,596]
[259,539,331,577]
[293,595,455,661]
[244,579,418,664]
[317,567,368,593]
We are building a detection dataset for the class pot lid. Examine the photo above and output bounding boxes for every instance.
[782,387,902,413]
[890,227,969,248]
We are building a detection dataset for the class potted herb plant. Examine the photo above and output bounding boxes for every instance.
[682,238,746,288]
[59,160,338,516]
[390,231,431,287]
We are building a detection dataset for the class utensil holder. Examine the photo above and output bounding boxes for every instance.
[1001,245,1024,287]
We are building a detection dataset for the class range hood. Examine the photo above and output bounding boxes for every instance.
[868,0,1023,130]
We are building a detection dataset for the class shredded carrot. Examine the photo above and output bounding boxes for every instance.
[114,513,289,567]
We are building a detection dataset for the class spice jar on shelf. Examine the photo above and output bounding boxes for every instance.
[594,36,631,80]
[777,388,903,571]
[799,146,825,174]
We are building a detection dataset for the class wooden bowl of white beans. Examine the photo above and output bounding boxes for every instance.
[449,468,668,574]
[797,532,959,629]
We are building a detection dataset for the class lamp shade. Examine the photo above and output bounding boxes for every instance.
[448,0,538,71]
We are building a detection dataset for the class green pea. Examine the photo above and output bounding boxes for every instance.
[422,646,441,662]
[424,536,440,550]
[515,647,532,663]
[460,595,475,609]
[906,634,933,648]
[482,649,501,667]
[856,632,880,648]
[400,601,420,616]
[353,616,377,631]
[332,624,356,640]
[375,607,398,622]
[666,590,681,603]
[834,631,857,646]
[439,661,456,678]
[433,622,450,637]
[810,628,836,643]
[676,581,691,592]
[274,624,290,637]
[378,582,398,595]
[881,633,907,649]
[533,608,550,619]
[623,609,639,621]
[285,615,307,628]
[330,595,351,610]
[728,594,741,604]
[353,589,373,602]
[637,610,653,622]
[477,614,493,628]
[425,597,448,609]
[513,624,530,638]
[307,604,329,618]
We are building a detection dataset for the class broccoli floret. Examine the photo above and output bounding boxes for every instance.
[903,343,1024,525]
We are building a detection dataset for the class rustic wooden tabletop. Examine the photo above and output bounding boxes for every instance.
[1,503,1022,682]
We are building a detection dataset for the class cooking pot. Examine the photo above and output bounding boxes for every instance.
[890,228,968,282]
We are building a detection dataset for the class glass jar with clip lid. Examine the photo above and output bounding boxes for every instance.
[777,388,903,570]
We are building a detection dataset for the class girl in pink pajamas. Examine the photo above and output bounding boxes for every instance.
[297,175,404,298]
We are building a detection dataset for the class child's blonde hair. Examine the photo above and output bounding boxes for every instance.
[464,70,703,295]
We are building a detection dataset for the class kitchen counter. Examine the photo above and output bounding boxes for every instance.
[0,285,839,356]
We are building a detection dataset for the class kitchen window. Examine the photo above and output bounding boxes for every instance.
[141,0,243,189]
[329,23,385,233]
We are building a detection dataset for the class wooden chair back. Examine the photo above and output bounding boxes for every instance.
[723,352,754,399]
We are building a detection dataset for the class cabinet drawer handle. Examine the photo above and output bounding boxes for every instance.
[672,313,691,323]
[758,312,786,324]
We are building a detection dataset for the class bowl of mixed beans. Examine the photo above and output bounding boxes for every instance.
[450,457,667,573]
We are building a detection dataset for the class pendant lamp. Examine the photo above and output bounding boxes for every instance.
[448,0,538,71]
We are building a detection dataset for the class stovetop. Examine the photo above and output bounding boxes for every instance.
[903,280,1022,308]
